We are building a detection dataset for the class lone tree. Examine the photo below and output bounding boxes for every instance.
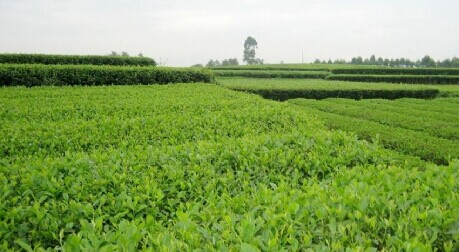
[243,36,259,65]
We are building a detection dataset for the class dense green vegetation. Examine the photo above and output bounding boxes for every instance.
[0,64,214,86]
[331,68,459,75]
[2,85,459,250]
[0,53,156,66]
[214,70,329,79]
[213,64,459,85]
[316,55,459,68]
[221,78,440,100]
[326,74,459,85]
[2,55,459,250]
[289,98,459,164]
[296,99,459,140]
[418,86,459,97]
[212,63,385,71]
[387,98,459,113]
[213,66,329,71]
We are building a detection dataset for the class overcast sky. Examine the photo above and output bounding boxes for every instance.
[0,0,458,66]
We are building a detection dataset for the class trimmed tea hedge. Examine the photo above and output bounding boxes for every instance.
[212,66,330,71]
[230,88,439,101]
[0,53,156,66]
[331,68,459,75]
[214,70,329,79]
[0,64,215,86]
[326,74,459,84]
[290,99,459,164]
[298,98,459,141]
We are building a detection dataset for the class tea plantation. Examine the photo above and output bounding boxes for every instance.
[1,84,458,250]
[1,57,459,250]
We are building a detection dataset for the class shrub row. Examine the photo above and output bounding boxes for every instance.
[317,98,459,124]
[211,67,330,71]
[331,68,459,75]
[230,88,439,101]
[326,74,459,84]
[302,99,459,141]
[290,101,459,165]
[390,98,459,115]
[0,53,156,66]
[0,64,215,86]
[214,70,329,79]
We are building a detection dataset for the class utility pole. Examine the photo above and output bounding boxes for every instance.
[302,50,304,64]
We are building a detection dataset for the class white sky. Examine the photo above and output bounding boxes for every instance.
[0,0,458,66]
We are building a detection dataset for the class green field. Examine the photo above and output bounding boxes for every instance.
[326,74,459,84]
[2,58,459,250]
[220,78,442,99]
[212,63,392,71]
[220,78,445,91]
[219,76,459,165]
[213,64,459,84]
[214,63,459,73]
[289,98,459,164]
[2,84,459,250]
[213,70,329,79]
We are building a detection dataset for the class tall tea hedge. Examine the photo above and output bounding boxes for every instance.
[0,54,156,66]
[0,64,214,86]
[326,75,459,85]
[230,88,439,100]
[214,70,329,79]
[331,68,459,75]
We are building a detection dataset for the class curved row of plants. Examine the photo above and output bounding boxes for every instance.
[331,67,459,75]
[289,98,459,164]
[221,79,440,100]
[299,98,459,140]
[326,74,459,84]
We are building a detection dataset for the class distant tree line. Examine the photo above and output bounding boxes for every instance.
[204,58,239,68]
[313,55,459,68]
[191,58,240,68]
[109,51,146,57]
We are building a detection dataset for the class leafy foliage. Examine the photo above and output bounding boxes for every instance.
[206,59,239,67]
[221,78,440,100]
[243,37,263,65]
[331,68,459,75]
[214,70,329,79]
[233,88,439,101]
[0,53,156,66]
[213,64,459,85]
[0,64,215,86]
[316,55,459,68]
[326,74,459,84]
[221,58,239,66]
[2,85,458,250]
[290,98,459,164]
[298,98,459,140]
[212,66,330,71]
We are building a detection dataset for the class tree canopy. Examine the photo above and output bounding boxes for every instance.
[243,36,263,65]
